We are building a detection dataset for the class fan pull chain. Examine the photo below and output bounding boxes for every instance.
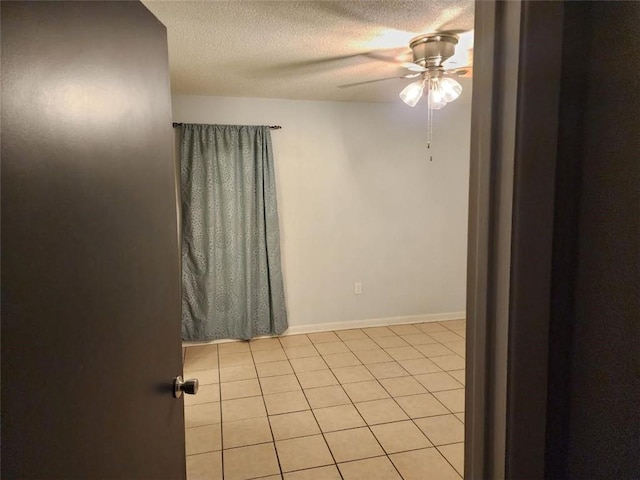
[427,82,434,161]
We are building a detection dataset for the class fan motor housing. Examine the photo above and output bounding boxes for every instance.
[410,33,459,67]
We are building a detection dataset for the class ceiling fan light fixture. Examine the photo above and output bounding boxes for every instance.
[399,80,425,107]
[427,86,447,110]
[439,77,462,103]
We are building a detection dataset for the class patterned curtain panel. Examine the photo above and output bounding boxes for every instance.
[180,124,288,341]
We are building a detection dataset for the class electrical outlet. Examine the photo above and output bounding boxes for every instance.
[354,282,362,295]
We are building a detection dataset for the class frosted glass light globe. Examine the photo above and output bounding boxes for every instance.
[428,88,447,110]
[440,77,463,103]
[399,80,425,107]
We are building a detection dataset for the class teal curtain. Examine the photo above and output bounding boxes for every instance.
[180,124,288,341]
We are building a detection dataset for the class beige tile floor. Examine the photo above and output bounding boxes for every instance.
[183,320,466,480]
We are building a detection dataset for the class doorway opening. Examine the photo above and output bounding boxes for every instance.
[145,1,476,478]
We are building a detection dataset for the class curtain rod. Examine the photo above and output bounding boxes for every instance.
[172,122,281,130]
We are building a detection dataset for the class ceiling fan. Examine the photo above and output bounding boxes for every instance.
[338,32,473,110]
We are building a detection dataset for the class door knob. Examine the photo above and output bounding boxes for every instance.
[174,375,199,398]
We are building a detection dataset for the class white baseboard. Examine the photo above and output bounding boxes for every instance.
[182,311,466,346]
[283,311,466,335]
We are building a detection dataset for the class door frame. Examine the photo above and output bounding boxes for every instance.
[465,1,520,477]
[465,1,565,477]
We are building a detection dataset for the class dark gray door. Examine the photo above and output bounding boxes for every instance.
[1,2,185,478]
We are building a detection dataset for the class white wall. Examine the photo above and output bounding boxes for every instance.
[172,90,471,329]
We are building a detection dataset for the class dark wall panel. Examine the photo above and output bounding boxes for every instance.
[565,2,640,478]
[548,2,640,478]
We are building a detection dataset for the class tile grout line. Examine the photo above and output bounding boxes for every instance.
[333,327,419,479]
[434,444,465,477]
[355,326,464,478]
[186,320,465,479]
[182,345,224,478]
[357,328,436,479]
[351,324,463,476]
[278,334,346,480]
[409,325,466,478]
[248,341,285,479]
[198,414,464,451]
[393,332,465,478]
[217,345,225,480]
[310,327,438,479]
[185,362,463,411]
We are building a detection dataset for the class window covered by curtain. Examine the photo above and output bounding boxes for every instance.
[180,124,288,340]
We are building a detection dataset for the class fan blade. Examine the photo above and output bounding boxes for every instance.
[364,52,426,72]
[434,28,473,35]
[337,73,420,89]
[442,32,474,69]
[308,3,475,40]
[444,66,473,78]
[434,3,475,32]
[404,63,427,72]
[253,53,366,77]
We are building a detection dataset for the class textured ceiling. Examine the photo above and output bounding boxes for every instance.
[142,1,475,103]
